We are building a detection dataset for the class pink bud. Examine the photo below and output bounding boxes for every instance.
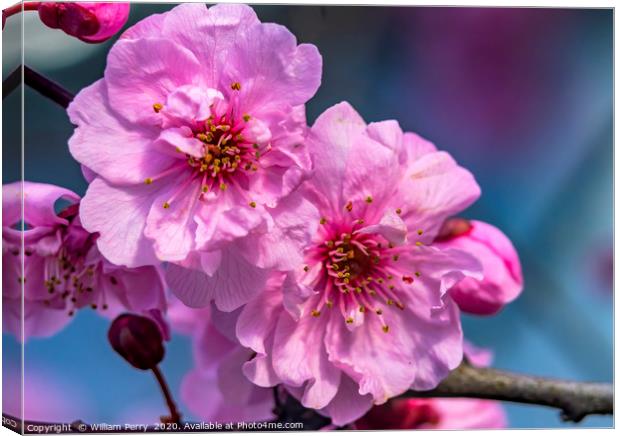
[38,2,129,43]
[434,219,523,315]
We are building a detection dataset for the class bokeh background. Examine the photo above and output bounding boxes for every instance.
[2,3,613,429]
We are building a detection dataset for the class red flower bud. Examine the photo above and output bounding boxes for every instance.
[38,2,130,43]
[108,314,164,370]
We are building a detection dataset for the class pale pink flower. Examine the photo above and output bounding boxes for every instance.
[167,298,274,423]
[2,182,166,341]
[68,3,322,312]
[234,102,484,425]
[38,2,130,43]
[434,218,523,315]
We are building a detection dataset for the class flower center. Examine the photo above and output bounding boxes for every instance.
[303,200,423,333]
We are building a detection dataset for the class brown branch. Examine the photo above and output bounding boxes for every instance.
[2,64,75,108]
[401,363,613,423]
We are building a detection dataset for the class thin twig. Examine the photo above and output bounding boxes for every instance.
[3,64,75,107]
[401,363,613,423]
[2,65,20,100]
[24,65,74,108]
[152,366,182,425]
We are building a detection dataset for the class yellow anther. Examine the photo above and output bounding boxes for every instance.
[243,114,251,122]
[152,103,163,113]
[249,201,257,208]
[326,300,334,308]
[375,308,383,315]
[326,241,334,248]
[388,285,395,290]
[357,219,365,225]
[377,278,384,284]
[392,254,400,261]
[163,202,170,209]
[219,183,227,191]
[395,208,402,215]
[415,271,421,277]
[231,82,241,91]
[253,143,260,149]
[332,263,339,270]
[382,325,390,333]
[387,299,394,305]
[311,309,321,317]
[345,317,354,324]
[319,217,327,225]
[368,290,377,296]
[359,306,366,313]
[197,133,209,142]
[355,287,362,293]
[365,196,373,203]
[201,186,209,193]
[417,229,424,235]
[144,178,153,185]
[416,241,424,246]
[255,151,261,159]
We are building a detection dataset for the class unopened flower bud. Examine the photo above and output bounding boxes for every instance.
[434,218,523,315]
[38,2,130,43]
[108,314,164,370]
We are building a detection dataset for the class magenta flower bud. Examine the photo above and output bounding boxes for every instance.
[435,218,523,315]
[108,313,165,370]
[38,2,130,43]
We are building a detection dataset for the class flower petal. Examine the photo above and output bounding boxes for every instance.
[79,178,159,267]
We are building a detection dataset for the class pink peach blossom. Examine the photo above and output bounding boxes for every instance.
[68,3,322,312]
[234,102,484,425]
[434,218,523,315]
[38,2,130,43]
[167,298,274,423]
[2,181,166,341]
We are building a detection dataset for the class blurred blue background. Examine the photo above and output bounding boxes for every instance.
[2,4,613,429]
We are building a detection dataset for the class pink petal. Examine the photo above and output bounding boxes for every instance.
[238,192,319,270]
[221,22,322,111]
[144,178,200,262]
[396,151,481,241]
[167,249,268,311]
[321,375,373,426]
[105,37,203,125]
[399,131,437,164]
[272,311,341,409]
[356,210,408,245]
[4,182,79,228]
[305,102,367,211]
[79,178,159,267]
[160,3,259,87]
[432,398,507,429]
[68,80,171,185]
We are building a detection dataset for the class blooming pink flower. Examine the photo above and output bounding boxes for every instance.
[2,181,166,341]
[68,3,322,311]
[38,2,130,43]
[166,298,274,423]
[434,218,523,315]
[233,102,484,425]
